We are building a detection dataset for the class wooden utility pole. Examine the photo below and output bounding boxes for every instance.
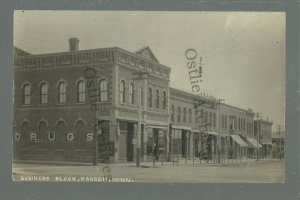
[255,113,261,162]
[217,98,225,164]
[132,71,148,167]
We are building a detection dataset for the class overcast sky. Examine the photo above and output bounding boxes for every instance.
[14,11,285,131]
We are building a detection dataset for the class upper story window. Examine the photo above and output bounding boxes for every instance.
[188,108,192,124]
[171,105,175,122]
[58,82,66,104]
[213,113,216,127]
[224,115,227,129]
[23,84,31,105]
[129,82,134,104]
[99,79,108,102]
[77,81,86,103]
[40,83,48,104]
[195,110,199,124]
[162,91,167,110]
[120,80,126,103]
[183,108,187,123]
[141,86,144,106]
[209,112,212,127]
[155,89,160,109]
[177,106,181,122]
[148,87,152,108]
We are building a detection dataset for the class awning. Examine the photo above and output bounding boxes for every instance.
[245,137,262,148]
[191,129,200,133]
[230,135,248,147]
[171,125,191,131]
[147,125,168,130]
[204,131,218,136]
[261,141,273,145]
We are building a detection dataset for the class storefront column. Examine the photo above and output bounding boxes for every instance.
[109,120,118,163]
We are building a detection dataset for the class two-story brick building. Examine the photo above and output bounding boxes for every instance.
[13,38,268,164]
[254,119,273,158]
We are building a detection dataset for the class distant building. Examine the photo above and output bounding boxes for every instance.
[254,119,273,158]
[272,130,284,159]
[13,38,268,164]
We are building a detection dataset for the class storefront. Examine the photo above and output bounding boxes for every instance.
[229,135,248,158]
[245,137,261,158]
[170,125,192,160]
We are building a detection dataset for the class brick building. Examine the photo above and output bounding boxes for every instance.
[13,38,268,164]
[254,119,273,158]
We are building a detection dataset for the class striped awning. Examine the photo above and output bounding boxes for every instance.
[230,135,248,147]
[171,125,192,131]
[245,137,262,148]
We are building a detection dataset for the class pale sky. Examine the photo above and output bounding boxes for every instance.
[14,11,285,131]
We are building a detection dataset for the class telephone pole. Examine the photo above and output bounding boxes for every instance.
[132,71,148,167]
[217,98,225,164]
[255,113,261,162]
[277,125,282,160]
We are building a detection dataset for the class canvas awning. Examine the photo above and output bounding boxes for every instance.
[147,125,168,130]
[204,131,219,136]
[261,141,273,145]
[171,125,192,131]
[230,135,248,147]
[245,137,262,148]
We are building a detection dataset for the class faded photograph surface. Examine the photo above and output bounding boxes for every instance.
[12,11,285,183]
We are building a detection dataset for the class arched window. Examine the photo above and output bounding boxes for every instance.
[177,106,181,122]
[75,120,85,141]
[155,89,160,109]
[213,113,216,127]
[99,79,108,102]
[38,121,47,142]
[77,81,86,103]
[183,108,187,123]
[57,121,66,142]
[40,83,48,104]
[224,115,227,129]
[129,82,134,104]
[120,80,125,103]
[58,82,66,104]
[148,87,152,108]
[171,105,175,122]
[188,108,192,124]
[195,110,199,124]
[141,86,144,106]
[23,84,31,105]
[162,91,167,110]
[209,112,212,127]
